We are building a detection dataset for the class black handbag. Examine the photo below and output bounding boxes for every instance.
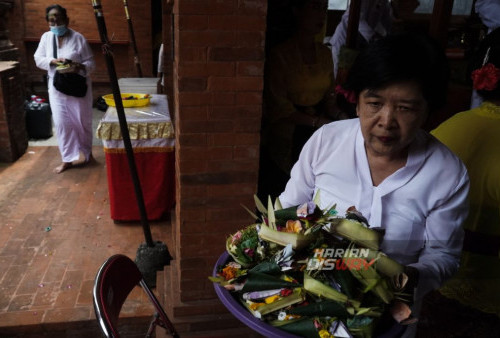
[52,35,88,98]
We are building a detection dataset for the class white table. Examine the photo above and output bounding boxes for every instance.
[96,94,175,221]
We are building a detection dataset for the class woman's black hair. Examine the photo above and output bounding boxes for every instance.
[470,27,500,102]
[45,4,67,21]
[343,32,450,113]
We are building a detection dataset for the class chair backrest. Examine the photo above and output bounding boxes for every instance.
[93,254,179,338]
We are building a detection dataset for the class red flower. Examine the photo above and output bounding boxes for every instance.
[280,288,293,297]
[244,248,254,257]
[471,63,500,91]
[335,85,357,104]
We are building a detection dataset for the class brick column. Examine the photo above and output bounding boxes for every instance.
[164,0,267,334]
[0,61,27,162]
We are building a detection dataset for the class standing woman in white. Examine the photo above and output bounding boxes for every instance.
[34,4,96,173]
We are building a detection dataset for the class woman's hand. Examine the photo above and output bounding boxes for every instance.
[53,60,85,74]
[50,58,67,66]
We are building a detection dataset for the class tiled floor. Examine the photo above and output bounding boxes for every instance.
[0,108,259,338]
[0,145,174,337]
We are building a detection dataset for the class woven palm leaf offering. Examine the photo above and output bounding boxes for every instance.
[253,194,330,250]
[225,224,263,268]
[210,193,417,337]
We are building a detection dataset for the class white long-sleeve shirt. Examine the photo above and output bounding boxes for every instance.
[34,29,95,79]
[279,118,469,303]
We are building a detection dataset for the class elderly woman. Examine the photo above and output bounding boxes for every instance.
[34,4,95,173]
[279,32,470,336]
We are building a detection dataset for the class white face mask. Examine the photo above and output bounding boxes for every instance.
[50,25,68,37]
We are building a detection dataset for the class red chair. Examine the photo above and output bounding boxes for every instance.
[93,254,179,337]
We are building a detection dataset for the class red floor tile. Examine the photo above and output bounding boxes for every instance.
[0,146,174,335]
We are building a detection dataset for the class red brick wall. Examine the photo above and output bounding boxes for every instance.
[7,0,153,97]
[164,0,267,330]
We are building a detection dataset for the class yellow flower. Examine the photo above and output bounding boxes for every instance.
[248,301,265,310]
[319,329,334,338]
[264,295,280,304]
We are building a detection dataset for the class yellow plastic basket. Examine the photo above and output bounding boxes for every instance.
[103,93,151,107]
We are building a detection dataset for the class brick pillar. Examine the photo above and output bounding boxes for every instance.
[0,61,27,162]
[163,0,267,335]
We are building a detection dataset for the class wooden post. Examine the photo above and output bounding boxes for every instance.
[123,0,143,77]
[345,0,362,48]
[429,0,454,48]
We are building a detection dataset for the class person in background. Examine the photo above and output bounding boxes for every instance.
[328,0,419,78]
[157,43,165,94]
[424,27,500,336]
[259,0,345,201]
[34,4,95,174]
[279,32,469,337]
[470,0,500,109]
[475,0,500,34]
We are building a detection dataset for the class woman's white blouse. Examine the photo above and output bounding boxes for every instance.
[279,118,470,300]
[34,29,95,79]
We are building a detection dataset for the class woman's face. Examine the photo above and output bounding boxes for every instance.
[47,8,67,27]
[357,81,428,161]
